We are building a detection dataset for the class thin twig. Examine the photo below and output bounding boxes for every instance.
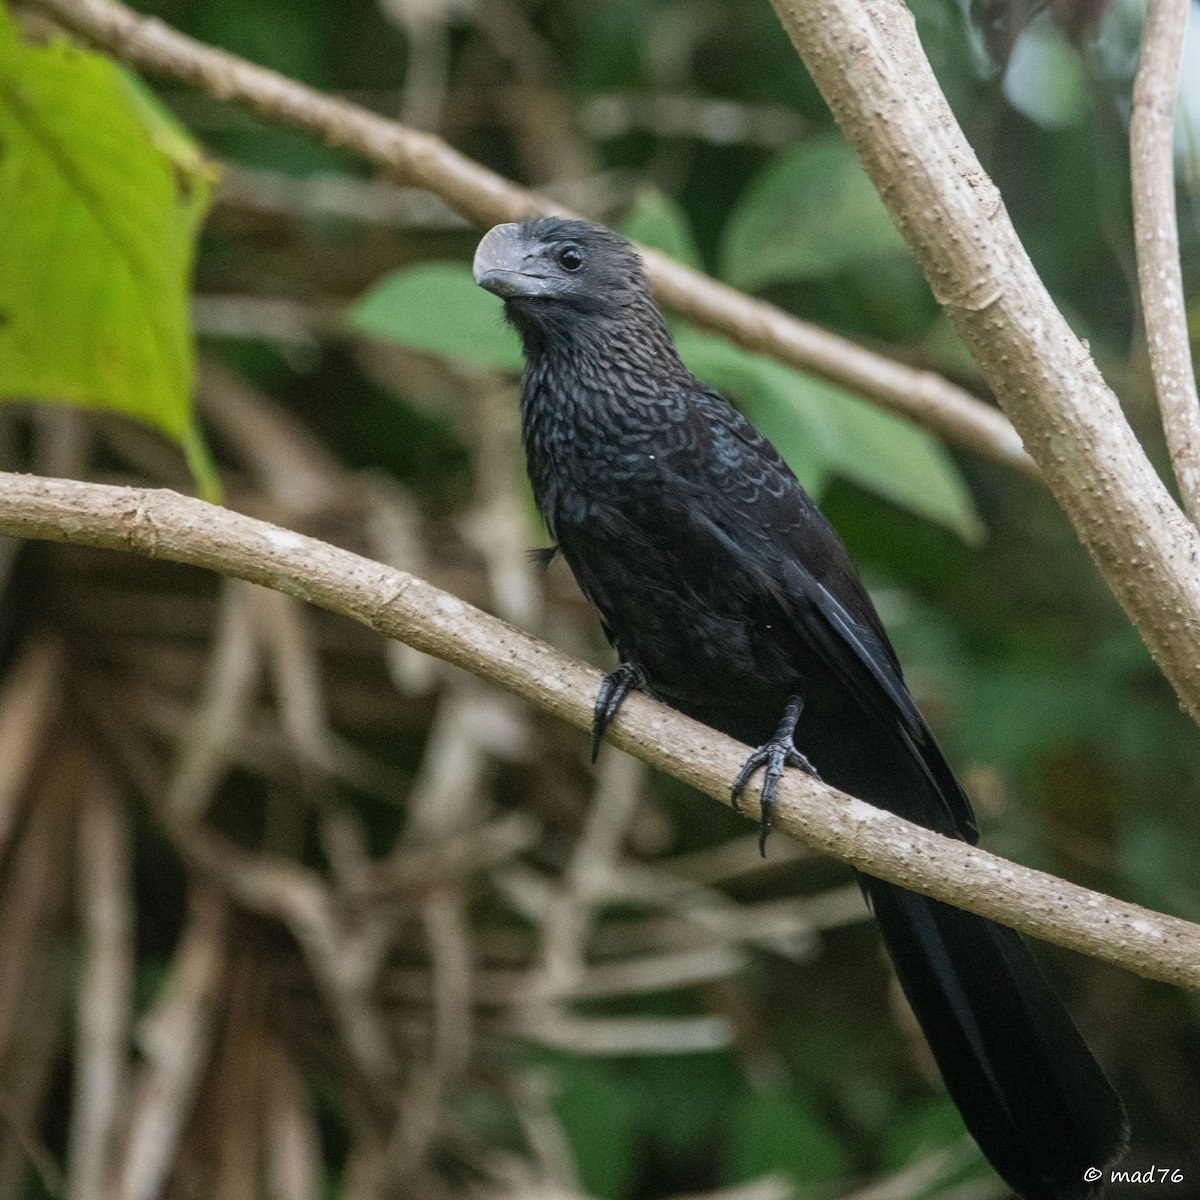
[263,1042,322,1200]
[216,162,467,230]
[0,739,78,1200]
[502,1008,733,1054]
[0,639,63,860]
[199,359,439,697]
[127,683,414,807]
[176,827,403,1102]
[381,946,750,1006]
[539,751,646,994]
[353,811,539,902]
[166,579,261,821]
[192,295,328,351]
[208,964,267,1200]
[115,886,229,1200]
[1131,0,1200,525]
[459,380,542,633]
[22,0,1034,476]
[0,472,1196,988]
[0,731,78,1050]
[249,587,336,802]
[506,1070,581,1195]
[67,764,134,1200]
[389,683,494,1172]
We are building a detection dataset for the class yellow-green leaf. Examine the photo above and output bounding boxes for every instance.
[0,6,215,467]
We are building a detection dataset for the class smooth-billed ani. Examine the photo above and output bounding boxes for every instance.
[473,217,1127,1199]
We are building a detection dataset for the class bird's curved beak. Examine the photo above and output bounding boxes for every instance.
[473,223,552,299]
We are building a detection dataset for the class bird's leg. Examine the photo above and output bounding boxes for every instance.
[591,662,646,762]
[731,695,820,855]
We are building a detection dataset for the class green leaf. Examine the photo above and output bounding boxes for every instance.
[546,1057,640,1199]
[620,187,703,269]
[1003,16,1087,130]
[631,1051,742,1153]
[881,1096,969,1171]
[720,133,908,290]
[726,1088,849,1186]
[820,385,985,544]
[347,263,523,372]
[0,8,215,465]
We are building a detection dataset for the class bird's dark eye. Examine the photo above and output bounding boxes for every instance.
[557,245,584,271]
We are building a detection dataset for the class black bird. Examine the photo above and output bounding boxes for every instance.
[473,217,1128,1198]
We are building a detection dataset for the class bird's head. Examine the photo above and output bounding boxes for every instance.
[473,218,657,349]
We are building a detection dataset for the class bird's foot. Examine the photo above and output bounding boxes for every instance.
[730,697,819,855]
[592,662,645,762]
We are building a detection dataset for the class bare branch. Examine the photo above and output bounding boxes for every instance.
[0,739,76,1198]
[263,1043,322,1200]
[502,1009,733,1054]
[166,579,261,821]
[21,0,1034,476]
[0,471,1197,988]
[539,751,647,994]
[0,639,63,861]
[216,162,467,231]
[353,812,539,902]
[1132,0,1200,524]
[115,886,229,1200]
[68,764,134,1200]
[766,0,1200,728]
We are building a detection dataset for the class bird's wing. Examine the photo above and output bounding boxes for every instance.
[667,393,979,841]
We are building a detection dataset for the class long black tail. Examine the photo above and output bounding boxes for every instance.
[862,877,1129,1199]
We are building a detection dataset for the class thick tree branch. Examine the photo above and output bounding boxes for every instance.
[1132,0,1200,525]
[19,0,1034,478]
[1,470,1198,989]
[768,0,1200,727]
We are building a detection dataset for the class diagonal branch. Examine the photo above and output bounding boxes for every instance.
[1132,0,1200,526]
[19,0,1035,477]
[767,0,1200,728]
[1,469,1198,989]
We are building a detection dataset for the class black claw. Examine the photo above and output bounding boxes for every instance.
[729,756,759,814]
[591,663,644,761]
[730,697,820,855]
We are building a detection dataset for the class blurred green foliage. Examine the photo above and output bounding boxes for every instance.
[719,135,909,289]
[0,1,219,495]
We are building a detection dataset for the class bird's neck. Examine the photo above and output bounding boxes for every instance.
[516,299,690,421]
[513,300,692,521]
